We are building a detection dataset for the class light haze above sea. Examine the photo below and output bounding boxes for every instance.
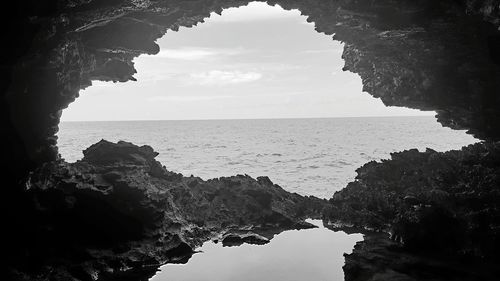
[58,117,477,198]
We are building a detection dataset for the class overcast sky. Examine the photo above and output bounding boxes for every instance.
[62,2,433,121]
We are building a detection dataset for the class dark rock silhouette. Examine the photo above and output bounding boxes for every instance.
[1,0,500,175]
[343,233,500,281]
[8,140,325,280]
[324,141,500,280]
[2,1,500,280]
[221,232,270,247]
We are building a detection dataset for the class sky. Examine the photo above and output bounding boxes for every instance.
[61,2,434,121]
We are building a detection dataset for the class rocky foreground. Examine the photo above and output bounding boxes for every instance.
[9,140,326,280]
[9,140,500,281]
[324,142,500,280]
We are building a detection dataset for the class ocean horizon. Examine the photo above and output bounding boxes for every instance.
[60,114,435,123]
[58,116,477,198]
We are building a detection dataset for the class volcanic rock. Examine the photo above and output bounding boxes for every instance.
[323,141,500,279]
[2,0,500,174]
[221,232,270,247]
[10,140,326,280]
[343,233,500,281]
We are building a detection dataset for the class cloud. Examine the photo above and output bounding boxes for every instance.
[189,70,263,85]
[153,49,216,60]
[147,95,235,102]
[141,47,246,60]
[134,72,183,83]
[89,80,115,87]
[208,2,301,23]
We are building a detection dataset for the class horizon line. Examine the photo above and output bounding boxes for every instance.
[60,115,436,123]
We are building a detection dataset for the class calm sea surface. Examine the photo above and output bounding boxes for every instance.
[58,117,477,199]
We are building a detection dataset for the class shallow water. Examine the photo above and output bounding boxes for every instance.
[58,117,477,198]
[150,220,363,281]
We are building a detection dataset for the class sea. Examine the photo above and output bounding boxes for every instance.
[58,116,477,199]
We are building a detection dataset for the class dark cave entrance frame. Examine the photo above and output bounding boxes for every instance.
[4,0,500,180]
[3,1,500,280]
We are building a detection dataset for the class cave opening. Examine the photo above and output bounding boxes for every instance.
[5,1,500,280]
[47,2,479,280]
[58,1,476,198]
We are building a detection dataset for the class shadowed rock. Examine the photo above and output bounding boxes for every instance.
[325,141,500,257]
[2,0,500,173]
[324,141,500,280]
[343,233,500,281]
[9,140,326,280]
[2,1,500,280]
[221,232,270,247]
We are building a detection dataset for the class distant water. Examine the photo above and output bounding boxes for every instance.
[150,220,363,281]
[58,117,477,198]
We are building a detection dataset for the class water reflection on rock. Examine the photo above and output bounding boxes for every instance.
[151,220,362,281]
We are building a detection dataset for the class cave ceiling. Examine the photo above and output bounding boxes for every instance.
[1,0,500,177]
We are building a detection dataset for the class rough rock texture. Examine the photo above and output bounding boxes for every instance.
[1,1,500,280]
[8,140,325,281]
[323,141,500,280]
[1,0,500,176]
[325,141,500,257]
[343,233,500,281]
[221,232,270,247]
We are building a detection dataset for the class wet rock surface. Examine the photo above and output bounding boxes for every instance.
[324,141,500,280]
[221,232,270,247]
[343,233,500,281]
[9,140,326,280]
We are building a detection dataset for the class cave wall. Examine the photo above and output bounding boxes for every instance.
[2,0,500,181]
